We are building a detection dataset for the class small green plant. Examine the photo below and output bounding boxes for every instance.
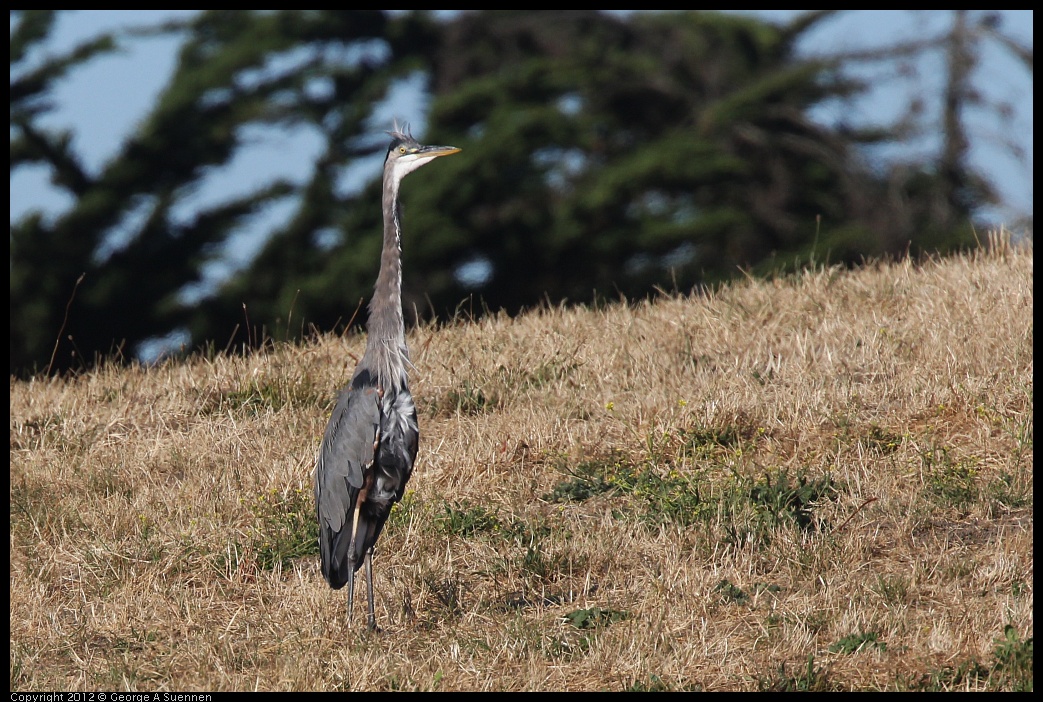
[520,541,550,580]
[756,654,838,691]
[564,606,628,629]
[991,624,1033,691]
[722,470,838,546]
[716,580,780,607]
[547,607,629,662]
[493,518,559,583]
[714,579,748,604]
[442,380,498,415]
[544,453,630,503]
[243,487,317,571]
[626,468,711,528]
[873,574,911,605]
[828,631,886,654]
[904,659,990,691]
[902,625,1033,691]
[685,424,747,449]
[209,374,324,416]
[435,502,502,536]
[624,674,673,691]
[748,471,835,531]
[986,471,1033,509]
[546,452,715,528]
[859,425,904,454]
[921,446,980,508]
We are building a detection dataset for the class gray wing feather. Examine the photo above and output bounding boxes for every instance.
[315,386,380,535]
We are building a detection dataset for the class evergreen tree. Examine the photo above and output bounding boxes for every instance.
[11,11,1022,376]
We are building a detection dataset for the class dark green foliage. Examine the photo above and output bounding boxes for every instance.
[618,466,711,528]
[684,424,748,451]
[10,10,405,374]
[11,11,1003,375]
[545,452,712,527]
[546,606,629,662]
[716,469,840,546]
[987,471,1033,509]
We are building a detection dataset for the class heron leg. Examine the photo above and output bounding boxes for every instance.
[345,566,356,622]
[346,503,363,564]
[345,470,375,626]
[343,505,363,624]
[365,547,376,630]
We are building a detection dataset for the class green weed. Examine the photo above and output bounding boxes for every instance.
[242,487,317,571]
[902,625,1033,691]
[209,375,324,416]
[756,654,839,691]
[873,574,911,606]
[828,631,886,654]
[921,446,980,509]
[546,607,629,661]
[624,674,673,691]
[722,470,838,546]
[859,425,904,454]
[564,606,628,629]
[991,624,1033,692]
[440,379,499,415]
[435,502,503,536]
[544,455,622,503]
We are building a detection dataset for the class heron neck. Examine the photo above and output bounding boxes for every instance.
[362,171,408,388]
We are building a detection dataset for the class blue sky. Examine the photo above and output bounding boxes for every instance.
[12,10,1034,250]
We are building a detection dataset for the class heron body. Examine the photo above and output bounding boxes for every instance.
[315,126,459,630]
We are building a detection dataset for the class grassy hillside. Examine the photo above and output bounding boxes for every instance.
[10,238,1033,691]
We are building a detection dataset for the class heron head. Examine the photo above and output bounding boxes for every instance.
[384,123,460,180]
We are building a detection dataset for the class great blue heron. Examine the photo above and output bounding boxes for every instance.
[314,125,460,630]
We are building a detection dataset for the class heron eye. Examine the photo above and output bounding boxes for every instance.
[398,146,406,154]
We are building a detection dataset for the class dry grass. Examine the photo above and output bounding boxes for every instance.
[10,237,1033,691]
